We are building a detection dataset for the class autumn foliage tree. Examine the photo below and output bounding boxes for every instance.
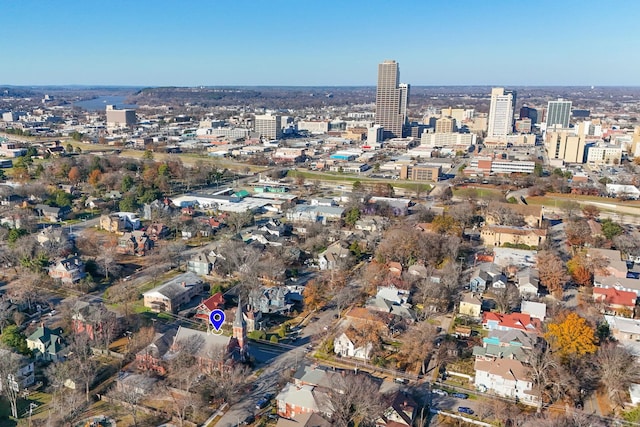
[567,254,593,287]
[68,165,81,184]
[303,280,326,311]
[536,251,567,297]
[545,313,597,360]
[581,204,600,220]
[88,169,102,186]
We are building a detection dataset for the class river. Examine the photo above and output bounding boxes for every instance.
[73,95,137,111]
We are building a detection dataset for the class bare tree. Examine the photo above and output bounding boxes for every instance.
[536,250,567,298]
[398,322,438,374]
[325,372,387,427]
[526,343,559,412]
[491,283,521,313]
[596,342,640,408]
[67,332,97,402]
[0,350,21,418]
[108,383,148,427]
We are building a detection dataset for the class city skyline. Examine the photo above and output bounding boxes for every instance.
[1,0,639,86]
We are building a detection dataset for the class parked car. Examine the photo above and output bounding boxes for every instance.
[452,393,469,399]
[458,407,474,415]
[432,389,448,397]
[256,393,274,409]
[241,414,255,425]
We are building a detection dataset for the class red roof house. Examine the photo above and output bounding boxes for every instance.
[482,312,541,334]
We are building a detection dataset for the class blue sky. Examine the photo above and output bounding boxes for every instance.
[1,0,638,86]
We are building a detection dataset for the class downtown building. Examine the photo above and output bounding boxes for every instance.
[487,87,516,139]
[546,99,572,128]
[375,60,409,139]
[254,113,282,141]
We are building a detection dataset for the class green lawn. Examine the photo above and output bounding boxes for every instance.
[0,391,52,427]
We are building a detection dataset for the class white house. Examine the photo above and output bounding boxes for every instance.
[474,358,538,406]
[516,269,539,297]
[334,331,372,361]
[521,301,546,321]
[0,349,35,392]
[317,241,351,271]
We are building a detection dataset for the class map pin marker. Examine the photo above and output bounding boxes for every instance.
[209,309,225,332]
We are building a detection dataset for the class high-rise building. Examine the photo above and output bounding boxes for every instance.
[375,60,409,139]
[254,114,282,140]
[106,105,136,129]
[546,99,572,128]
[487,88,516,138]
[435,117,455,133]
[545,130,586,163]
[519,106,538,125]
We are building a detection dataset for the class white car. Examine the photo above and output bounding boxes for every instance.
[432,389,448,397]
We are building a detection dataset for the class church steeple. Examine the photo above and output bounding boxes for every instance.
[233,298,247,358]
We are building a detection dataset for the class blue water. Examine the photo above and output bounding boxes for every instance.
[73,95,137,111]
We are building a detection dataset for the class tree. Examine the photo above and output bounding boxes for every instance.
[68,166,81,184]
[527,343,560,412]
[560,201,581,220]
[1,325,30,355]
[439,186,453,203]
[601,218,623,240]
[397,322,438,374]
[226,210,253,234]
[596,343,640,408]
[545,313,596,360]
[344,206,361,227]
[326,373,387,427]
[536,251,567,297]
[491,283,520,313]
[304,280,326,311]
[88,169,102,186]
[142,149,154,160]
[67,333,97,402]
[108,383,148,427]
[121,175,135,192]
[581,204,600,220]
[0,351,21,418]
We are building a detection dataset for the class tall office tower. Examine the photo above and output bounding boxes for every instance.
[519,106,538,125]
[435,117,455,133]
[375,60,409,139]
[487,87,516,138]
[546,99,572,128]
[254,113,282,140]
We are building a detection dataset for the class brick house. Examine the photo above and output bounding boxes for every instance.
[48,256,86,284]
[117,231,153,256]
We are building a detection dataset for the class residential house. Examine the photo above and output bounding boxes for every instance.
[459,293,483,319]
[275,383,331,419]
[0,349,35,391]
[588,248,628,278]
[480,225,547,249]
[293,363,337,389]
[605,315,640,343]
[318,241,351,270]
[258,218,289,237]
[142,272,204,313]
[516,269,539,297]
[334,329,373,360]
[100,214,126,233]
[482,312,541,334]
[354,216,388,232]
[194,292,225,323]
[474,358,538,406]
[594,275,640,297]
[377,391,417,427]
[48,256,86,284]
[84,196,103,210]
[345,307,393,331]
[71,301,122,342]
[36,226,70,248]
[249,286,291,314]
[187,251,217,276]
[520,301,546,321]
[469,263,507,293]
[26,325,65,362]
[146,223,168,241]
[34,204,70,222]
[593,288,637,317]
[276,413,331,427]
[117,231,153,256]
[473,329,537,361]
